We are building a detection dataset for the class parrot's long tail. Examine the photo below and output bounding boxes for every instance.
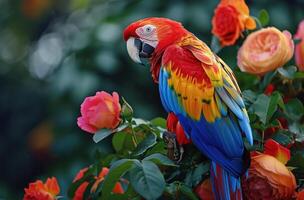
[210,161,243,200]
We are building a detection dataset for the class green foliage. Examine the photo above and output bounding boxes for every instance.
[93,129,114,143]
[101,159,138,199]
[132,133,157,156]
[129,160,166,200]
[251,92,284,126]
[258,9,270,27]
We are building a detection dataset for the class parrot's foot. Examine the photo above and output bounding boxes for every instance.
[163,131,184,163]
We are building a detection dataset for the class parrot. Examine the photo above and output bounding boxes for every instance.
[123,17,253,200]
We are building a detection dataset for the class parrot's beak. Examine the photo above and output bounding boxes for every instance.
[126,37,155,65]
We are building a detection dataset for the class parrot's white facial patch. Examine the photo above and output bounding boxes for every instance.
[136,24,158,48]
[126,37,141,63]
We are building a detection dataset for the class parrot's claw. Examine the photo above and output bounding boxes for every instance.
[176,146,184,163]
[163,131,184,163]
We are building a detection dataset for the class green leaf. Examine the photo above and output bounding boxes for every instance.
[132,118,148,126]
[184,162,210,187]
[143,153,177,167]
[294,71,304,79]
[129,160,166,200]
[145,141,167,156]
[252,94,270,124]
[242,90,257,105]
[112,131,135,153]
[101,159,139,200]
[132,133,157,156]
[150,117,167,129]
[192,162,210,186]
[287,153,304,175]
[294,38,302,45]
[289,122,304,142]
[272,130,293,146]
[93,129,113,143]
[179,184,199,200]
[260,71,276,90]
[211,36,222,54]
[258,9,269,26]
[277,66,298,79]
[285,98,304,121]
[251,93,283,125]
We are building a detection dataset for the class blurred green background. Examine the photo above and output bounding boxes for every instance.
[0,0,303,199]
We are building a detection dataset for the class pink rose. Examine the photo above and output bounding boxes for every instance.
[237,27,294,75]
[295,20,304,71]
[77,91,121,134]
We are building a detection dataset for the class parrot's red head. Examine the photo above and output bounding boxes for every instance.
[123,17,189,81]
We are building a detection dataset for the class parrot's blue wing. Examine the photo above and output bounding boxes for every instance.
[159,43,252,200]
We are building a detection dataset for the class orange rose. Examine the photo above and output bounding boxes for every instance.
[242,153,296,200]
[72,167,124,199]
[24,177,60,200]
[194,178,214,200]
[237,27,294,75]
[77,91,121,134]
[295,20,304,71]
[212,0,256,46]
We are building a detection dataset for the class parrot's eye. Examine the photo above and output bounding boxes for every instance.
[142,25,156,35]
[145,26,152,32]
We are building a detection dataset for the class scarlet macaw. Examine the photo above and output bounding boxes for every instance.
[123,18,252,200]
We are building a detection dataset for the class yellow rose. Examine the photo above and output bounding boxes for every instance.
[237,27,294,75]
